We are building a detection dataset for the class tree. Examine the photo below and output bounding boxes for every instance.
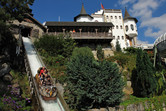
[131,49,157,97]
[96,45,104,60]
[0,0,34,22]
[34,34,76,58]
[65,47,124,110]
[115,40,121,52]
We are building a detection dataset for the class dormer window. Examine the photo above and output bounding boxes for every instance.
[131,24,134,31]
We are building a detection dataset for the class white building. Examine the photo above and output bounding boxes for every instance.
[74,4,138,49]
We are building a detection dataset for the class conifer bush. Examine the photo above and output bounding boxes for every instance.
[131,49,157,97]
[115,40,121,52]
[96,45,104,60]
[65,47,124,110]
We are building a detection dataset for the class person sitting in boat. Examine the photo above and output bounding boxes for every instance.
[43,68,48,78]
[51,87,57,97]
[46,75,51,86]
[39,67,45,77]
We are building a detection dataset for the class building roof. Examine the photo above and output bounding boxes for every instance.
[124,8,138,23]
[104,9,121,13]
[24,13,47,31]
[74,4,93,21]
[45,22,114,27]
[80,3,87,14]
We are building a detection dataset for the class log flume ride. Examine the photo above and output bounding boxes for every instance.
[35,67,58,101]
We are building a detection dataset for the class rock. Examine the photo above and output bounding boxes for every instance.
[0,63,11,77]
[126,104,137,111]
[0,80,7,93]
[100,108,107,111]
[137,103,144,111]
[108,107,116,111]
[3,73,13,82]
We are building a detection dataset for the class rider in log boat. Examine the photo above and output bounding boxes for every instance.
[35,67,57,101]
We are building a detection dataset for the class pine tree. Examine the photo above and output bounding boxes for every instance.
[65,47,124,110]
[96,45,104,60]
[131,49,157,97]
[116,40,121,52]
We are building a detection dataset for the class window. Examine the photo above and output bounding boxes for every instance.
[120,25,122,29]
[112,26,114,29]
[115,16,117,19]
[125,25,128,32]
[122,36,124,40]
[113,36,115,38]
[119,16,121,19]
[116,25,118,29]
[106,16,109,19]
[118,36,120,39]
[131,24,134,31]
[111,16,113,19]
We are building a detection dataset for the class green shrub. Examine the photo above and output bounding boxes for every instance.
[71,47,94,60]
[65,49,124,110]
[34,34,76,57]
[96,45,104,60]
[124,47,139,54]
[116,40,121,52]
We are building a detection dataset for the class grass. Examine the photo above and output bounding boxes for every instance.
[121,94,166,110]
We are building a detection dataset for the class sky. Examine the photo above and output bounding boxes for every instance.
[30,0,166,44]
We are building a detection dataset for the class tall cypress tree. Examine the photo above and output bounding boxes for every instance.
[131,49,157,97]
[116,40,121,52]
[96,45,104,60]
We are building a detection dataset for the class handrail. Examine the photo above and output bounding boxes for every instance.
[23,43,43,111]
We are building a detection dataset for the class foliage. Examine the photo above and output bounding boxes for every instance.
[154,70,166,95]
[34,34,76,57]
[71,47,94,59]
[0,0,34,22]
[0,85,32,111]
[121,94,166,110]
[115,40,121,52]
[124,47,139,54]
[96,45,104,60]
[131,49,157,97]
[65,48,124,110]
[107,52,136,79]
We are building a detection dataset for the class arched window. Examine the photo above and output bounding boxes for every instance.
[116,25,118,29]
[115,16,117,19]
[131,24,134,31]
[118,36,120,39]
[119,16,121,19]
[122,36,124,40]
[111,16,113,19]
[125,25,128,32]
[120,25,122,29]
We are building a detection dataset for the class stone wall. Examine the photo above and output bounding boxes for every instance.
[12,20,44,39]
[88,102,166,111]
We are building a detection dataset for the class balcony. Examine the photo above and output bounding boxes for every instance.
[46,32,114,40]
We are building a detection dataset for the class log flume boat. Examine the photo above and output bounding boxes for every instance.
[35,67,57,101]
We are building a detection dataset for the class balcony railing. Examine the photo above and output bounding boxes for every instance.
[46,32,112,38]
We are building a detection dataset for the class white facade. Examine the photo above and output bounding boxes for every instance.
[74,8,138,49]
[76,16,93,22]
[124,19,138,45]
[103,9,129,49]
